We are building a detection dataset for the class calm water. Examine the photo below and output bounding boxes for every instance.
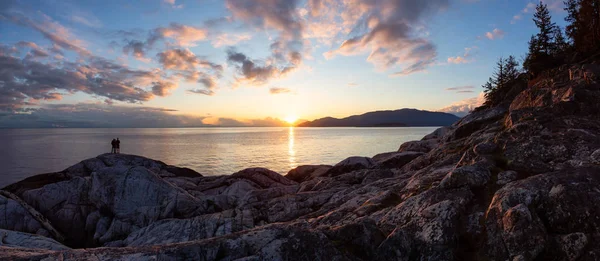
[0,127,436,188]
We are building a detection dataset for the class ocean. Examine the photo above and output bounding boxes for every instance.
[0,127,437,188]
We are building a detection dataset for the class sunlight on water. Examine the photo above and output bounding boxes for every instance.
[0,127,437,187]
[288,127,296,170]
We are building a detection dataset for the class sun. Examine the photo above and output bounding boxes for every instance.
[284,115,298,125]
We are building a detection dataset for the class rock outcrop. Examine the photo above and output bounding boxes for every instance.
[1,62,600,260]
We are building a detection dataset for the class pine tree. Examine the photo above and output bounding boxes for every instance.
[523,35,542,75]
[564,0,600,54]
[552,27,568,56]
[492,57,506,91]
[533,2,557,54]
[484,57,521,106]
[505,56,520,80]
[564,0,581,46]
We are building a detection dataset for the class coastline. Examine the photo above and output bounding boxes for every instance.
[2,63,600,260]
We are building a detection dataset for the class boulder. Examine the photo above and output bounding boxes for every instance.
[439,165,491,189]
[497,170,518,185]
[398,139,438,153]
[0,194,51,238]
[0,229,69,250]
[285,165,331,182]
[325,156,375,177]
[473,141,498,155]
[373,151,424,168]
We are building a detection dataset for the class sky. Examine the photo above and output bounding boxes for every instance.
[0,0,570,127]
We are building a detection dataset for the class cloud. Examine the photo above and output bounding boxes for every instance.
[15,41,50,59]
[211,33,252,48]
[153,23,207,46]
[120,23,209,60]
[511,2,537,24]
[322,0,447,76]
[70,15,102,28]
[0,43,182,111]
[446,86,475,92]
[0,103,293,128]
[201,116,289,127]
[226,49,280,85]
[2,11,91,56]
[0,103,204,128]
[438,92,485,117]
[164,0,183,9]
[269,87,292,94]
[151,81,177,96]
[122,40,148,61]
[224,0,305,85]
[156,48,222,94]
[485,28,505,40]
[347,82,358,87]
[447,46,476,64]
[187,88,215,96]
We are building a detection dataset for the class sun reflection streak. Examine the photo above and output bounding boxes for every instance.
[288,127,296,169]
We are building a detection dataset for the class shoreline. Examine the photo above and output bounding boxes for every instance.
[2,63,600,259]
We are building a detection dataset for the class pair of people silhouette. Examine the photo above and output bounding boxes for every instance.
[111,138,121,154]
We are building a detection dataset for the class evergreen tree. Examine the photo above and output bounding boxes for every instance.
[505,56,520,80]
[564,0,600,54]
[552,27,568,56]
[533,3,556,54]
[492,57,506,90]
[564,0,581,46]
[484,56,521,106]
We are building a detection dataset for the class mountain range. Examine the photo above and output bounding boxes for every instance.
[297,108,460,127]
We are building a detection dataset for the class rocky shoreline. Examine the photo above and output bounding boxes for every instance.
[1,63,600,260]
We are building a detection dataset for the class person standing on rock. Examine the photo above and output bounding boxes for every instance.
[116,138,121,154]
[111,138,117,153]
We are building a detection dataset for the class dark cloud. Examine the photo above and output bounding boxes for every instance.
[226,49,279,85]
[0,103,290,128]
[269,87,291,94]
[0,103,206,128]
[123,40,147,60]
[151,81,177,96]
[0,46,178,111]
[187,88,215,96]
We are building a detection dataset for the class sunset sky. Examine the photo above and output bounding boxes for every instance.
[0,0,569,127]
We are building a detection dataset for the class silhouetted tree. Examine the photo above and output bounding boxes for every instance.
[533,3,556,54]
[524,2,564,75]
[552,27,569,56]
[564,0,600,54]
[484,56,521,106]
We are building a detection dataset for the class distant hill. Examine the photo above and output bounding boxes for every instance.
[297,109,460,127]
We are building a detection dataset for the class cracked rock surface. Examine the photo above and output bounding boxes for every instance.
[2,63,600,260]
